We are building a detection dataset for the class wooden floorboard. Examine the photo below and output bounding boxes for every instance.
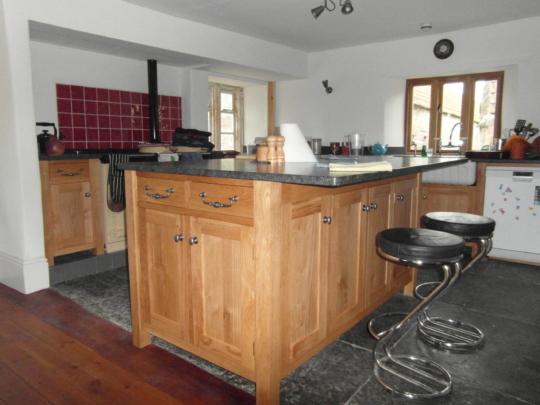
[0,283,255,405]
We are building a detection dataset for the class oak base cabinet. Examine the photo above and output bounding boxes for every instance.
[125,171,420,405]
[40,159,104,266]
[420,183,478,218]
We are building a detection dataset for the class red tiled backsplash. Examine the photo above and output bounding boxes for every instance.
[56,83,182,150]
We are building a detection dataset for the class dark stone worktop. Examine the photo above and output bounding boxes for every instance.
[119,156,469,187]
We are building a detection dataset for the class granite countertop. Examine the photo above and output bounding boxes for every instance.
[119,156,469,187]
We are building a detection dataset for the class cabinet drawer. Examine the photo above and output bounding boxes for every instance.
[190,182,253,218]
[137,176,186,207]
[48,161,90,181]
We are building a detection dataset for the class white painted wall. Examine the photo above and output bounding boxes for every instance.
[0,0,308,293]
[0,0,49,293]
[276,16,540,148]
[244,85,268,145]
[30,41,184,125]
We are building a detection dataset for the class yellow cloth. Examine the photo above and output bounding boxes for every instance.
[328,161,393,172]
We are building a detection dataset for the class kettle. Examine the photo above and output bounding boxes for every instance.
[368,142,388,156]
[36,122,65,155]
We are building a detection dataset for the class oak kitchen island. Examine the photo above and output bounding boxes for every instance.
[120,156,467,405]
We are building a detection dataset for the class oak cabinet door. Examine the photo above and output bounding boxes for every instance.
[363,183,393,308]
[50,181,94,251]
[281,196,330,366]
[392,177,417,288]
[189,217,255,372]
[327,189,367,331]
[138,208,193,343]
[419,184,476,218]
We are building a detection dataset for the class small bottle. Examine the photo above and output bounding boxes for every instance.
[421,145,427,157]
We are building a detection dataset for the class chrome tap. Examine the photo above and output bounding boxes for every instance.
[447,122,463,147]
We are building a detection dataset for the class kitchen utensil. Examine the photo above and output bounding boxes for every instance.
[368,142,388,156]
[345,133,365,156]
[36,122,65,155]
[514,119,526,135]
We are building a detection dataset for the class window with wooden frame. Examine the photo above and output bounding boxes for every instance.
[404,71,503,156]
[209,83,244,151]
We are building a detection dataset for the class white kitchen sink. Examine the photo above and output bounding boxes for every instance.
[422,161,477,185]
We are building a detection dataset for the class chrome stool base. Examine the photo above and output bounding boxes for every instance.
[368,312,408,340]
[418,314,484,349]
[371,228,466,398]
[374,352,452,399]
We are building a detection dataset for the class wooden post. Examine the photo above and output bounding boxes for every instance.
[124,170,152,348]
[268,82,276,137]
[254,180,282,405]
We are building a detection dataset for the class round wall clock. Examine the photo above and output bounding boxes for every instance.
[433,39,454,59]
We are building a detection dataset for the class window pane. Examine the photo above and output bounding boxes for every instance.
[221,113,234,132]
[410,85,431,150]
[221,134,234,150]
[472,80,498,150]
[440,82,463,151]
[221,93,233,111]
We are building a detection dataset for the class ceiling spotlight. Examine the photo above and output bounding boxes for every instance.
[421,23,432,31]
[311,0,353,19]
[341,0,353,15]
[311,5,325,19]
[322,80,333,94]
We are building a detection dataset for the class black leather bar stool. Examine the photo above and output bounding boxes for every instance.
[414,212,496,349]
[371,228,465,398]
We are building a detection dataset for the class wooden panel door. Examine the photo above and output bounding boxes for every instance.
[138,208,193,342]
[327,189,367,332]
[190,217,256,374]
[363,183,393,308]
[50,181,94,253]
[419,184,477,218]
[281,196,330,367]
[392,177,417,288]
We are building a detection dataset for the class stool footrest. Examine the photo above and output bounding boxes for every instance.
[374,353,452,398]
[418,316,484,349]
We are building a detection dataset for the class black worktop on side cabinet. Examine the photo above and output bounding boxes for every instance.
[119,156,468,187]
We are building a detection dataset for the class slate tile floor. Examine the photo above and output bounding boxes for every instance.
[52,258,540,405]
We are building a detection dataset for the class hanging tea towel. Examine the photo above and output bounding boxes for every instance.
[328,161,392,172]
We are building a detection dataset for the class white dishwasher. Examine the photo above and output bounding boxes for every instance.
[483,166,540,263]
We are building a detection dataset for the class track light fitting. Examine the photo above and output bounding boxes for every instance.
[322,80,333,94]
[311,0,354,19]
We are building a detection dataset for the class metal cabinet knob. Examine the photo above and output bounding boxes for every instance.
[362,205,371,212]
[422,195,427,199]
[85,193,91,197]
[189,237,199,245]
[174,234,184,242]
[370,203,378,210]
[396,195,405,201]
[322,216,332,224]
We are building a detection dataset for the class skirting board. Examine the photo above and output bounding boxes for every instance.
[489,248,540,265]
[0,251,49,294]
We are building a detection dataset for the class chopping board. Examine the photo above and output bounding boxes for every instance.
[464,151,510,159]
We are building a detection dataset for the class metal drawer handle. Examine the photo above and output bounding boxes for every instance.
[143,185,174,199]
[322,216,332,224]
[397,195,405,201]
[174,234,184,242]
[199,192,238,208]
[362,205,371,212]
[370,203,378,210]
[58,168,84,176]
[189,237,199,245]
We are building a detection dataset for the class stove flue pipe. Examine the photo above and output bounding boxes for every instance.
[147,59,160,143]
